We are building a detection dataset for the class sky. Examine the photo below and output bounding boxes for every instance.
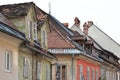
[1,0,120,44]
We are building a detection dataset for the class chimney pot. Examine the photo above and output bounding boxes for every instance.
[63,23,69,27]
[87,21,93,27]
[83,22,89,35]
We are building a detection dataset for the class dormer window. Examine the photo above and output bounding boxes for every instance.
[28,21,37,41]
[28,21,32,39]
[42,30,46,48]
[85,40,93,54]
[32,23,37,40]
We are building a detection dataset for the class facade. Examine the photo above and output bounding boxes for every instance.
[0,2,55,80]
[71,20,120,80]
[47,15,101,80]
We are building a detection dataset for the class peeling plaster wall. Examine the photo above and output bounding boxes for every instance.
[0,32,21,80]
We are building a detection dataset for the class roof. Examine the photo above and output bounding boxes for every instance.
[0,22,26,41]
[0,13,16,29]
[0,2,34,18]
[35,6,47,27]
[48,18,75,48]
[48,14,83,50]
[88,24,120,58]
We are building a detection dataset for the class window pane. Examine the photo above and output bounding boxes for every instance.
[5,51,11,71]
[80,65,83,80]
[57,65,66,80]
[62,66,66,80]
[37,62,41,80]
[23,57,29,78]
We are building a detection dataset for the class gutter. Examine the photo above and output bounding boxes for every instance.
[26,44,55,59]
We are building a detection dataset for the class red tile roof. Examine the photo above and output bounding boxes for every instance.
[48,22,75,48]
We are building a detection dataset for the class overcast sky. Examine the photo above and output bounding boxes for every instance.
[1,0,120,44]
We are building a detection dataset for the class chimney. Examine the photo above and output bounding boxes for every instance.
[62,23,69,27]
[87,21,93,27]
[74,17,80,28]
[83,22,89,35]
[83,21,93,35]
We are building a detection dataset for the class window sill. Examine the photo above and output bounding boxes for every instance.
[4,69,11,73]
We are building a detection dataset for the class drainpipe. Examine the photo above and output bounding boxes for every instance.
[72,54,74,80]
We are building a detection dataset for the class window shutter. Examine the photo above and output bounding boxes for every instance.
[32,22,37,40]
[23,57,29,78]
[28,21,32,39]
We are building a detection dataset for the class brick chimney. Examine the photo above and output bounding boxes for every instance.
[62,23,69,27]
[88,21,93,27]
[83,21,93,35]
[83,22,89,35]
[74,17,80,28]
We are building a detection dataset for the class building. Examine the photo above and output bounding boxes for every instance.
[0,2,55,80]
[48,15,101,80]
[71,19,120,80]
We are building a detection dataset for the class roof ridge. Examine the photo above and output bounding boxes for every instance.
[0,2,34,6]
[93,24,120,47]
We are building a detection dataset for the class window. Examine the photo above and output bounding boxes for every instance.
[86,67,90,80]
[96,69,98,80]
[28,21,32,39]
[37,62,41,80]
[80,64,83,80]
[46,64,50,80]
[23,57,29,78]
[5,51,12,72]
[92,68,95,80]
[42,31,46,47]
[57,65,67,80]
[28,21,37,40]
[32,23,37,40]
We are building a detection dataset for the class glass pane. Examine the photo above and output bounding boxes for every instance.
[62,66,66,80]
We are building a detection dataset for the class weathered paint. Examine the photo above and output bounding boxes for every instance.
[18,48,33,80]
[25,5,37,42]
[77,58,100,80]
[0,32,21,80]
[41,19,49,50]
[52,55,77,80]
[9,17,25,33]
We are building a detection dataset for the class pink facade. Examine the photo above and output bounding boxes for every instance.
[77,59,100,80]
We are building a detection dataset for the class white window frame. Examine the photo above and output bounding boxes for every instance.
[37,62,41,80]
[57,64,67,80]
[92,68,95,80]
[96,69,98,80]
[86,67,90,80]
[80,64,83,80]
[28,21,32,39]
[23,57,29,78]
[46,64,50,80]
[32,22,37,40]
[5,51,12,72]
[42,30,46,47]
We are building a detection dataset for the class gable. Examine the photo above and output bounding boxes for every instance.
[48,22,75,48]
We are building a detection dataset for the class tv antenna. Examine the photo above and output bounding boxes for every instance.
[49,2,51,14]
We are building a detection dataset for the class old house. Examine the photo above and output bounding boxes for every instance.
[82,21,120,80]
[71,20,120,80]
[71,18,101,80]
[0,2,55,80]
[47,15,101,80]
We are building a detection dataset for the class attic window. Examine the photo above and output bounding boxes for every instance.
[28,21,37,41]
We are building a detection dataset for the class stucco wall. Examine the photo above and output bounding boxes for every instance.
[52,55,77,80]
[18,49,33,80]
[0,32,21,80]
